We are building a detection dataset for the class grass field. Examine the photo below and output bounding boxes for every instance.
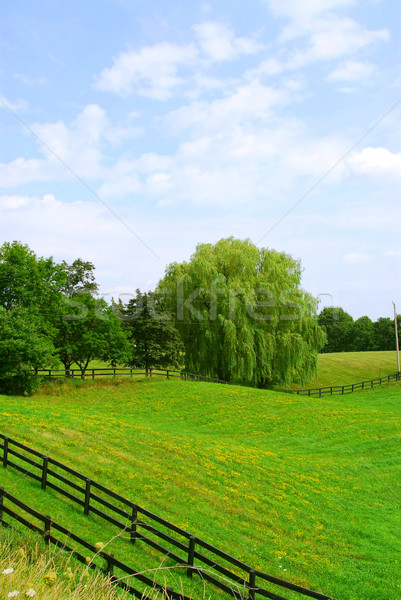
[0,375,400,600]
[275,351,399,390]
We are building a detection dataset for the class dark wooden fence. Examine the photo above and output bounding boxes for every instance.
[287,371,401,398]
[0,435,336,600]
[36,367,401,398]
[35,367,233,385]
[0,486,192,600]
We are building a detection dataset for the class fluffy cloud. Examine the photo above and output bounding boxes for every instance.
[263,0,389,69]
[0,93,28,112]
[193,21,262,60]
[94,21,262,99]
[94,42,198,99]
[265,0,356,20]
[344,252,372,264]
[347,147,401,179]
[286,16,389,67]
[0,104,140,188]
[327,60,376,82]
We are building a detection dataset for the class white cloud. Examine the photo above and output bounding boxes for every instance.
[384,249,401,258]
[193,21,262,61]
[94,42,198,99]
[165,79,289,134]
[0,93,28,112]
[347,147,401,180]
[0,104,141,188]
[327,59,376,82]
[344,252,372,264]
[286,16,389,67]
[0,194,31,209]
[263,0,389,69]
[14,73,47,86]
[0,157,51,187]
[265,0,356,20]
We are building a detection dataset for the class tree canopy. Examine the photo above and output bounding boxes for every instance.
[123,290,183,374]
[158,237,326,386]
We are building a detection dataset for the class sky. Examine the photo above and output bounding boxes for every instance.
[0,0,400,321]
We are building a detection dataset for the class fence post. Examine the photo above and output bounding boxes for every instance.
[92,369,95,380]
[0,487,4,522]
[43,515,52,545]
[84,479,91,515]
[187,536,196,578]
[248,569,256,600]
[130,506,138,544]
[41,456,49,491]
[106,553,114,576]
[3,437,8,468]
[166,370,170,380]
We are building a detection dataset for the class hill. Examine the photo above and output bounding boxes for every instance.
[1,378,400,599]
[274,350,399,390]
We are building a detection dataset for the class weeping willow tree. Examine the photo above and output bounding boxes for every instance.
[158,237,326,387]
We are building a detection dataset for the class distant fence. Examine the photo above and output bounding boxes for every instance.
[35,367,233,385]
[0,434,336,600]
[287,371,401,398]
[36,367,401,398]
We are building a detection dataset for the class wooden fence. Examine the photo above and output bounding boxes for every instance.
[0,435,336,600]
[35,367,233,385]
[287,371,401,398]
[35,367,401,398]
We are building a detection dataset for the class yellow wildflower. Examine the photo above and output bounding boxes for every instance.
[44,571,57,586]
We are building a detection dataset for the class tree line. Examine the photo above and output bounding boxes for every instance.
[0,239,398,395]
[318,307,400,353]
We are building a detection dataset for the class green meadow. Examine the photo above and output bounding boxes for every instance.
[0,373,400,600]
[275,350,399,390]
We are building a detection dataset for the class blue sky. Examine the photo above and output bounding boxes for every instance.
[1,0,400,320]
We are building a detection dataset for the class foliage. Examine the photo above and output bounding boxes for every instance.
[0,241,66,316]
[60,258,99,297]
[123,290,183,374]
[318,307,354,353]
[318,307,400,353]
[158,237,326,386]
[54,293,130,378]
[0,307,55,394]
[351,315,374,351]
[373,316,400,351]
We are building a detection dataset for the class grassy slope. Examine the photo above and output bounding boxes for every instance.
[275,351,399,390]
[0,378,401,600]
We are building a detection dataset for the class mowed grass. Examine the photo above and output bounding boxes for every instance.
[275,351,399,390]
[0,378,401,600]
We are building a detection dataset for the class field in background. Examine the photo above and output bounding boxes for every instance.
[275,351,399,390]
[1,377,400,600]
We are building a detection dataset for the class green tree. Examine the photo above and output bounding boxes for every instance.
[373,316,401,351]
[124,290,183,375]
[318,307,354,353]
[158,237,326,386]
[0,241,66,315]
[60,258,99,297]
[351,316,374,351]
[0,307,55,394]
[55,293,130,378]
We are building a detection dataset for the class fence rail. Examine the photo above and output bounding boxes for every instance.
[35,367,233,385]
[287,371,401,397]
[35,367,401,398]
[0,434,336,600]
